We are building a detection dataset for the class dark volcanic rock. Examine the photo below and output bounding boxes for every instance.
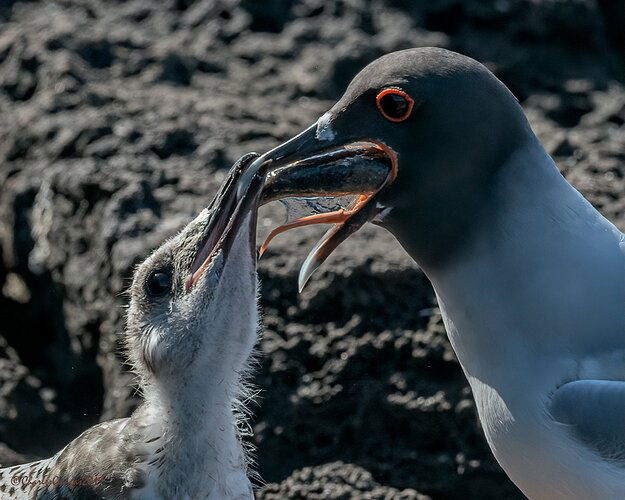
[258,461,431,499]
[0,0,623,498]
[0,442,28,467]
[0,335,72,457]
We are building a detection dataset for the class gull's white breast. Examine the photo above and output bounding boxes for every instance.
[429,140,625,499]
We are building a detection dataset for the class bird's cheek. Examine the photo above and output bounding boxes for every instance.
[142,328,165,374]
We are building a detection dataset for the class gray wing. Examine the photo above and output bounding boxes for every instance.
[0,416,152,499]
[550,379,625,461]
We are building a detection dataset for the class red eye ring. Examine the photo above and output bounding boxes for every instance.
[376,88,415,123]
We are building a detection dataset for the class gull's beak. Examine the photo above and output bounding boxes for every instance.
[237,123,398,291]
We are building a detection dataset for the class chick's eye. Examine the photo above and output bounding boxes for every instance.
[376,88,415,122]
[146,270,171,297]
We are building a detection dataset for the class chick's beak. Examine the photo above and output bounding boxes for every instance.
[185,153,261,291]
[238,123,398,291]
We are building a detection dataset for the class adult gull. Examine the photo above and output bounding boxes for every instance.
[240,48,625,500]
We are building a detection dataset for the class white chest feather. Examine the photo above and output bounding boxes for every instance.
[428,142,625,499]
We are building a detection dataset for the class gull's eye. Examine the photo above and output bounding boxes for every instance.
[146,270,171,297]
[376,88,415,122]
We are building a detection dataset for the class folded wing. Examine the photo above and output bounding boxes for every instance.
[550,379,625,462]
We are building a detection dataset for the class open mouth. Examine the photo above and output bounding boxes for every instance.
[184,125,399,293]
[257,141,397,254]
[185,154,262,291]
[236,126,398,291]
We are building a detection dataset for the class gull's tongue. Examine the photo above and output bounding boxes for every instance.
[258,195,358,256]
[281,195,359,223]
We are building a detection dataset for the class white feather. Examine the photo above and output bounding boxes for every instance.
[315,112,336,142]
[428,138,625,500]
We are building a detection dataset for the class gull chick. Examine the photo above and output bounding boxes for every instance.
[0,153,262,499]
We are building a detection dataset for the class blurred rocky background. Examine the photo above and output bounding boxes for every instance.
[0,0,623,498]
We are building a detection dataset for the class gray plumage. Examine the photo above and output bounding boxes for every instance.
[0,154,261,499]
[2,415,151,499]
[550,380,625,461]
[242,48,625,499]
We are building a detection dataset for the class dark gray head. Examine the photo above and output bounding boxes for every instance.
[125,154,261,388]
[243,48,535,282]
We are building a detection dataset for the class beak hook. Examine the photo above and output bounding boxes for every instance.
[297,194,382,291]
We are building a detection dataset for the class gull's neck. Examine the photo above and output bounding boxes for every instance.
[426,137,624,390]
[135,369,252,499]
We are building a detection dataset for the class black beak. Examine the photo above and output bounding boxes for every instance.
[186,153,261,290]
[237,123,398,291]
